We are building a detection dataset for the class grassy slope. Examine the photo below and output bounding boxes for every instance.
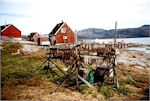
[1,42,149,100]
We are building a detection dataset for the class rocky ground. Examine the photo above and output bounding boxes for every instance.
[116,49,150,71]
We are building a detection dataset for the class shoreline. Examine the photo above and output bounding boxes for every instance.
[117,48,150,71]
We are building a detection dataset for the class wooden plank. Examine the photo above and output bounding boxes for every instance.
[116,66,136,85]
[77,74,95,88]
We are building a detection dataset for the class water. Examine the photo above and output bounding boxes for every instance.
[83,37,150,53]
[83,37,150,45]
[128,47,150,53]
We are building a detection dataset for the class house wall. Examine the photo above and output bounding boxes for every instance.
[33,34,39,42]
[1,25,21,38]
[38,37,50,45]
[56,23,75,44]
[27,33,39,42]
[27,37,34,41]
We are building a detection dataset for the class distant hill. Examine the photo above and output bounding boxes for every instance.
[22,35,28,38]
[77,25,150,39]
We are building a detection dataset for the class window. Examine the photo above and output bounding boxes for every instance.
[61,28,66,33]
[63,36,67,39]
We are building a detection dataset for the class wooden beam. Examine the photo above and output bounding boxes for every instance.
[116,66,136,85]
[77,74,95,88]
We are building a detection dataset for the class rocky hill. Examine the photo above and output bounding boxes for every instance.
[77,25,150,39]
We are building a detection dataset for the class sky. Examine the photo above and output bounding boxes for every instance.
[0,0,150,35]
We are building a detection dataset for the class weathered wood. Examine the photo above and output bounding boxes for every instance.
[116,66,136,85]
[23,57,50,84]
[77,74,95,88]
[52,64,76,93]
[48,62,58,84]
[50,59,67,76]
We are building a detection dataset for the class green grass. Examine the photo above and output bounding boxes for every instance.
[78,84,131,99]
[98,86,115,99]
[1,42,47,86]
[1,54,46,86]
[1,42,22,55]
[1,42,69,87]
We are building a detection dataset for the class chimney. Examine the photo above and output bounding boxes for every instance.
[5,20,6,28]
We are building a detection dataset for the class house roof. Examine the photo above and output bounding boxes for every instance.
[28,32,39,37]
[0,24,11,32]
[49,22,64,35]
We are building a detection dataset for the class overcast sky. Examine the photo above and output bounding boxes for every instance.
[0,0,150,35]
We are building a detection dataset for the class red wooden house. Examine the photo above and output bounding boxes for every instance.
[49,21,76,45]
[27,32,39,42]
[37,35,50,46]
[0,24,22,40]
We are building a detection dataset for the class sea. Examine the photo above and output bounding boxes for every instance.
[82,37,150,53]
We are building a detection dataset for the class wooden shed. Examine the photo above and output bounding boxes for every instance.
[49,21,76,45]
[27,32,39,42]
[0,24,22,40]
[37,35,50,46]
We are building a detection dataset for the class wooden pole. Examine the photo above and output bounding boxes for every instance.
[52,64,76,93]
[114,21,117,49]
[113,21,119,88]
[48,62,58,84]
[49,59,67,76]
[76,64,79,90]
[116,66,136,85]
[27,57,49,79]
[75,49,79,91]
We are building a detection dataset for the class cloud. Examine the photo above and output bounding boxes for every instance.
[0,0,150,35]
[0,0,35,17]
[0,13,32,17]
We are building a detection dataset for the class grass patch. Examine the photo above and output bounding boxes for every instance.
[1,42,47,86]
[116,85,131,95]
[97,85,131,99]
[1,42,22,55]
[98,86,115,99]
[1,42,68,87]
[3,72,28,79]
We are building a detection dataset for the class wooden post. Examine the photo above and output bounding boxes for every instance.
[113,21,119,88]
[52,64,76,94]
[50,59,67,76]
[76,65,79,90]
[75,48,79,91]
[48,62,58,84]
[116,66,136,85]
[114,21,117,49]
